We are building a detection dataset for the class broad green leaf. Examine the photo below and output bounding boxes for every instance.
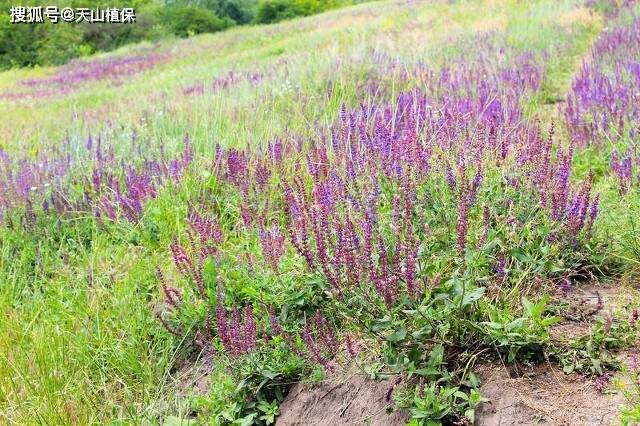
[387,327,407,343]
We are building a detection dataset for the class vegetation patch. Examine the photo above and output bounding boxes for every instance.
[1,0,640,424]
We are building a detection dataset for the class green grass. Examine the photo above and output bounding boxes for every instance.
[0,0,635,424]
[0,0,598,151]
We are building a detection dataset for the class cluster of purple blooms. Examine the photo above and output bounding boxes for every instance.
[610,149,637,194]
[301,310,339,370]
[168,207,225,300]
[164,236,341,364]
[25,52,169,94]
[214,299,339,364]
[565,22,640,147]
[259,222,286,272]
[216,302,257,357]
[0,147,71,221]
[0,19,614,367]
[155,35,603,362]
[182,71,264,97]
[565,4,640,194]
[162,184,342,363]
[87,136,193,222]
[0,134,194,225]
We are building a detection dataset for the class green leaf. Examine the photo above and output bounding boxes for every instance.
[522,297,535,318]
[260,369,277,380]
[465,408,476,423]
[428,344,444,367]
[461,286,486,308]
[467,372,480,388]
[411,324,433,339]
[163,416,197,426]
[372,315,394,332]
[483,321,504,330]
[540,316,560,327]
[454,390,469,400]
[387,327,407,343]
[508,248,530,262]
[414,367,442,377]
[506,318,527,331]
[468,389,488,407]
[233,413,258,426]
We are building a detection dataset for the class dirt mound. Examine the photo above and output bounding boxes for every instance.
[276,372,409,426]
[475,362,624,425]
[276,360,626,426]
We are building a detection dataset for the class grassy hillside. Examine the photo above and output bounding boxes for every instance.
[1,0,640,424]
[0,0,596,147]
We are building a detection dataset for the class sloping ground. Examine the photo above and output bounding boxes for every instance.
[475,362,624,425]
[166,1,619,423]
[274,279,640,425]
[2,0,636,423]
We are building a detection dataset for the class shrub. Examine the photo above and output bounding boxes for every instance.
[79,5,167,53]
[0,15,39,68]
[35,24,86,66]
[254,0,350,24]
[213,0,256,24]
[165,6,233,37]
[254,0,314,24]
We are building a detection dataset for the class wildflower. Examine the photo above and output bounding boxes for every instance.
[594,373,612,393]
[244,305,257,352]
[344,333,358,360]
[477,205,490,248]
[268,305,282,336]
[630,354,638,373]
[495,253,507,284]
[457,194,469,256]
[170,238,192,278]
[557,275,571,296]
[158,268,182,310]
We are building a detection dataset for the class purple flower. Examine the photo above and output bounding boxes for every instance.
[457,194,469,256]
[594,373,611,393]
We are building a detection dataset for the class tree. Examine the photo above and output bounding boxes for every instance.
[165,6,232,37]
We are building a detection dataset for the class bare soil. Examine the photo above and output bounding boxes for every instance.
[274,360,626,426]
[475,280,635,425]
[276,372,409,426]
[475,361,624,425]
[549,280,636,342]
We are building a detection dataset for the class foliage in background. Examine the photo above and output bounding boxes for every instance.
[0,0,365,69]
[255,0,344,24]
[2,0,640,424]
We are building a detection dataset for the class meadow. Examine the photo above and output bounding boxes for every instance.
[1,0,640,424]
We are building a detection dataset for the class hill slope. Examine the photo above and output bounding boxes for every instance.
[3,0,640,424]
